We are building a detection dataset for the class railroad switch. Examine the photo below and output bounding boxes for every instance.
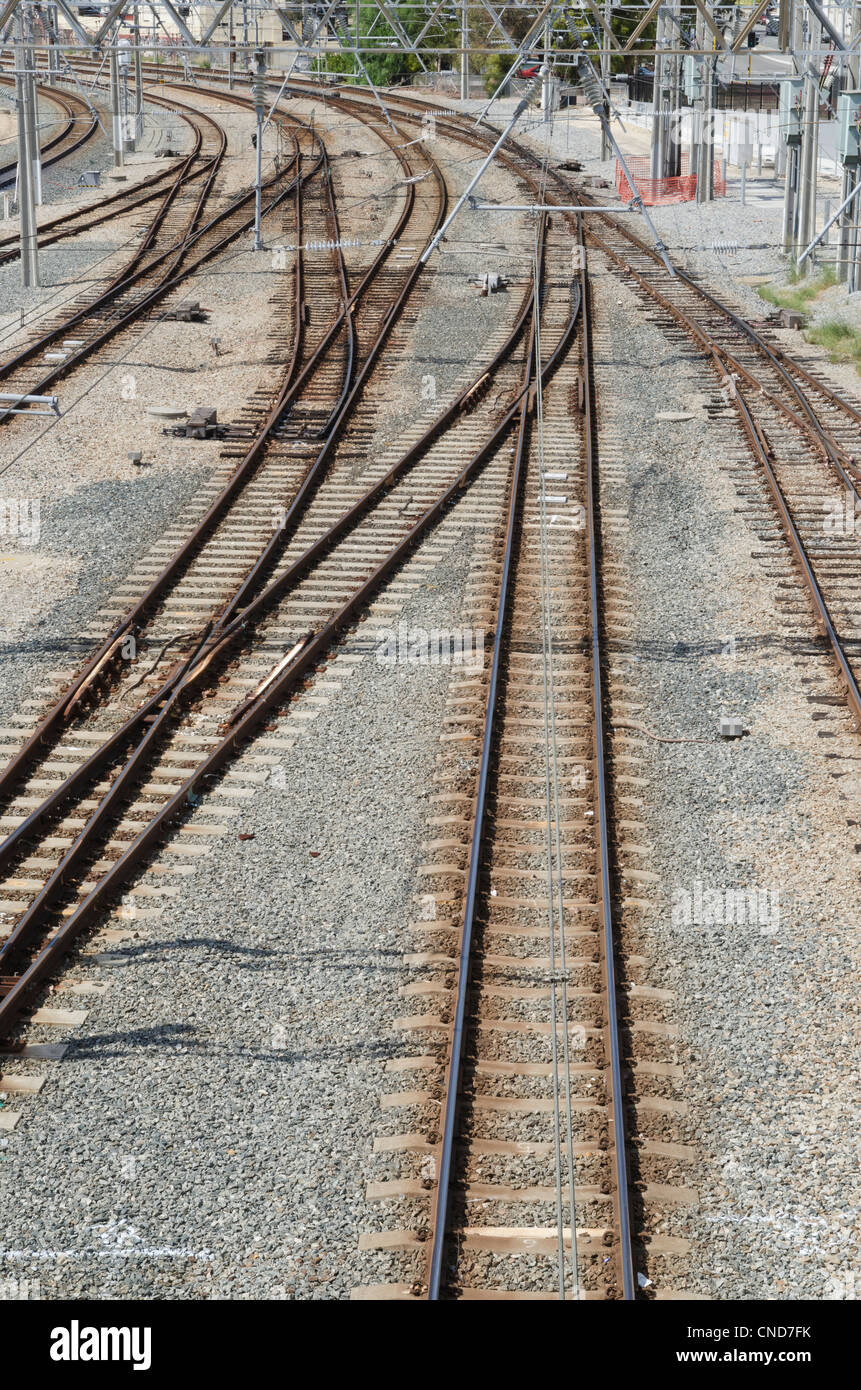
[165,406,226,441]
[164,302,208,323]
[473,272,506,295]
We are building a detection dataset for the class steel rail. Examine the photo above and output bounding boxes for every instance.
[0,94,220,396]
[0,111,443,880]
[725,378,861,727]
[0,139,323,872]
[0,142,301,428]
[425,228,548,1301]
[580,219,861,481]
[57,65,858,1298]
[0,223,536,897]
[0,274,565,1036]
[0,80,97,189]
[578,234,636,1301]
[155,78,358,444]
[0,115,583,1032]
[285,77,861,447]
[422,221,635,1302]
[0,130,445,849]
[0,129,382,852]
[587,231,861,496]
[0,104,428,808]
[0,86,635,1297]
[0,98,212,267]
[572,231,861,733]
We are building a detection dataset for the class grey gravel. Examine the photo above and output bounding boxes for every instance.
[0,465,211,723]
[0,127,533,1299]
[590,257,859,1300]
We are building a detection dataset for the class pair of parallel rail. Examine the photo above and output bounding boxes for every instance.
[1,69,860,1298]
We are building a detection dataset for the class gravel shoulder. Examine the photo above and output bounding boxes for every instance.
[590,251,858,1300]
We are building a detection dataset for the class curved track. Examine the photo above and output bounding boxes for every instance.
[0,78,98,191]
[5,65,859,1302]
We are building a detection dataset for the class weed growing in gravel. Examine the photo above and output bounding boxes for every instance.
[805,319,861,371]
[756,267,836,315]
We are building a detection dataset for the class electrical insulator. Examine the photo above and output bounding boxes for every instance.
[576,63,604,111]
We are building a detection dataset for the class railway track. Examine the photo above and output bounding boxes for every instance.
[0,84,456,1040]
[0,88,306,425]
[576,212,861,730]
[355,214,636,1300]
[3,66,860,1301]
[294,78,861,750]
[0,79,234,269]
[0,78,98,191]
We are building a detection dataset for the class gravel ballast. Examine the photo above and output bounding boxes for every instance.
[0,110,532,1299]
[0,85,857,1304]
[589,252,859,1300]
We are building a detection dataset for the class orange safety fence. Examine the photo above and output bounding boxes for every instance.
[616,155,726,207]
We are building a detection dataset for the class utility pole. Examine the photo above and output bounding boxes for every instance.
[650,5,665,178]
[109,39,124,167]
[133,5,144,143]
[252,47,266,250]
[229,5,235,89]
[782,1,804,251]
[46,3,59,87]
[541,16,552,120]
[666,0,681,176]
[698,40,715,200]
[692,9,703,194]
[460,0,469,101]
[796,10,820,263]
[600,0,610,160]
[838,1,861,281]
[118,37,131,152]
[15,9,39,288]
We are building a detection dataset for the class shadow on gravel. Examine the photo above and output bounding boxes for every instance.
[70,1023,201,1057]
[112,937,277,965]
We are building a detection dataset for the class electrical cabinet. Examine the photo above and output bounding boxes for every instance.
[683,55,705,102]
[838,90,861,165]
[778,77,804,146]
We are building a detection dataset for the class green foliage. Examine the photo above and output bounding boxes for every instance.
[316,4,424,86]
[482,53,511,99]
[806,318,861,370]
[756,269,835,314]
